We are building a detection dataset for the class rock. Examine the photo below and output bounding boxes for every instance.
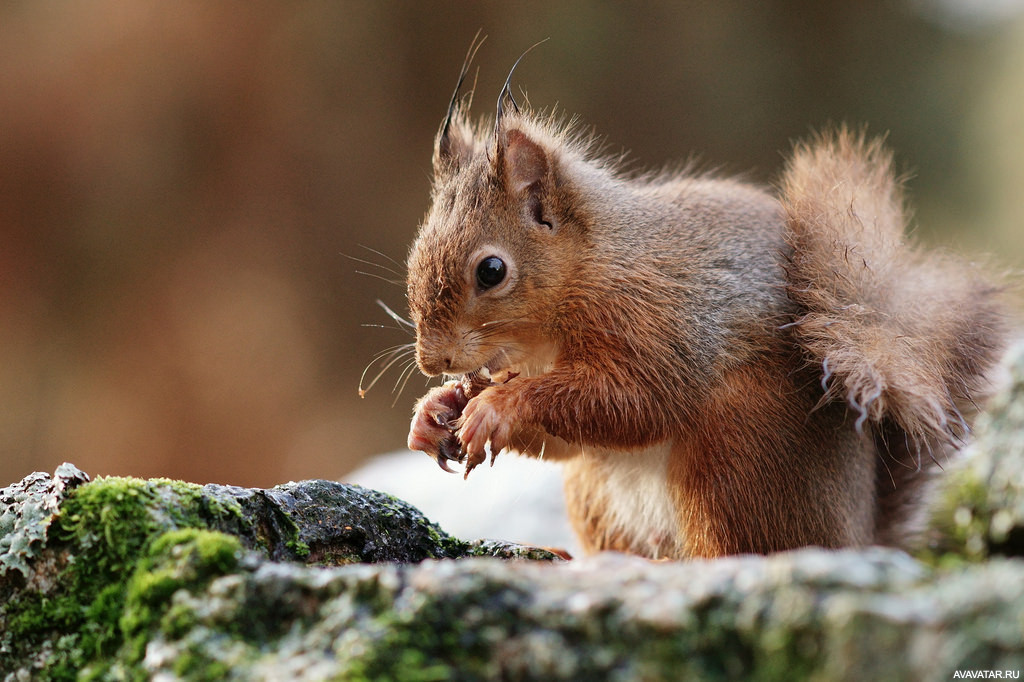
[345,450,580,556]
[127,549,1024,680]
[0,462,90,580]
[5,344,1024,679]
[0,466,557,680]
[927,342,1024,562]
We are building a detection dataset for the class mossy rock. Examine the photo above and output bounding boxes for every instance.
[3,465,1024,681]
[4,345,1024,679]
[0,466,557,679]
[926,343,1024,563]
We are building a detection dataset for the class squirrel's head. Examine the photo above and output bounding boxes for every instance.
[406,44,584,379]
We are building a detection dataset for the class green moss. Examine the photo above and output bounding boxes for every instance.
[339,581,521,681]
[173,652,231,680]
[286,536,311,558]
[2,476,246,680]
[921,467,994,566]
[347,649,453,682]
[121,528,242,667]
[423,522,470,558]
[306,548,363,567]
[920,345,1024,565]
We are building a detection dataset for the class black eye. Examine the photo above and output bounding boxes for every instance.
[476,256,507,290]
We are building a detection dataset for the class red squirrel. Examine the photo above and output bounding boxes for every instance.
[404,44,1008,559]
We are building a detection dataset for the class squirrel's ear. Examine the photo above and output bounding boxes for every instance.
[501,129,550,194]
[498,128,555,230]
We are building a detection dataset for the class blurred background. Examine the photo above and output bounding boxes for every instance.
[2,1,1023,488]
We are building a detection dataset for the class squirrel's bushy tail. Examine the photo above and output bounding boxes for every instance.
[779,128,1007,457]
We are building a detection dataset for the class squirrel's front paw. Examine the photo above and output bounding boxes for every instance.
[408,382,469,473]
[458,387,517,477]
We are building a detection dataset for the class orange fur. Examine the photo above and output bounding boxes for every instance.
[670,348,874,557]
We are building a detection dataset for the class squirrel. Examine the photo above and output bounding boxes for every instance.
[403,43,1009,560]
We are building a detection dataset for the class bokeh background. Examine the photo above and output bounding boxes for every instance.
[2,1,1023,488]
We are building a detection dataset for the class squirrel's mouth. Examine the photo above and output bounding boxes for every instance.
[446,340,558,383]
[446,358,518,384]
[470,363,520,384]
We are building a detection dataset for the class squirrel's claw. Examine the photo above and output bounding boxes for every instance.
[437,435,465,473]
[434,452,457,474]
[458,386,515,471]
[410,376,511,478]
[409,382,472,472]
[463,448,486,479]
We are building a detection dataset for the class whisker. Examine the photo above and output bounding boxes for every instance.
[361,323,413,334]
[355,271,404,288]
[480,317,525,328]
[474,339,524,356]
[358,244,406,272]
[377,299,416,331]
[470,315,542,341]
[391,359,421,407]
[391,357,418,394]
[479,318,535,330]
[359,345,416,397]
[360,348,414,393]
[367,342,416,362]
[343,252,403,277]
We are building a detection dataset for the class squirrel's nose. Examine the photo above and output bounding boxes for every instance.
[416,346,455,377]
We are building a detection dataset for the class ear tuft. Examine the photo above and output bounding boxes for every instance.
[503,129,549,193]
[433,117,475,176]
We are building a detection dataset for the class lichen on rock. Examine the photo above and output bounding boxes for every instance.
[0,462,90,580]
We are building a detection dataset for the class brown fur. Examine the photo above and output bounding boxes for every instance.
[405,82,1008,559]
